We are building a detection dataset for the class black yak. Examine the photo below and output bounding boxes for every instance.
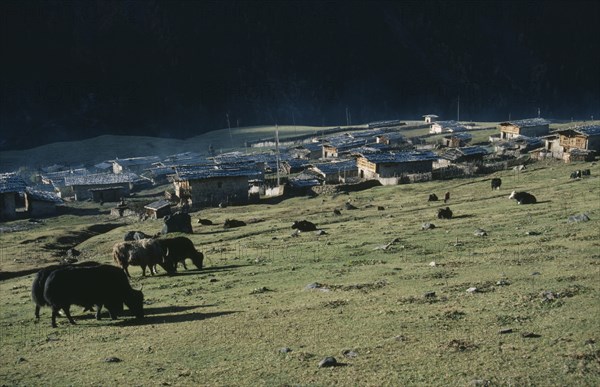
[428,193,438,202]
[491,178,502,190]
[292,220,318,232]
[157,237,204,271]
[43,264,144,328]
[31,261,100,320]
[161,212,193,234]
[509,191,537,204]
[112,239,173,278]
[437,207,453,219]
[570,170,582,179]
[444,191,450,203]
[224,219,246,229]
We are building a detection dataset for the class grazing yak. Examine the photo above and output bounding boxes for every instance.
[344,202,358,210]
[157,237,204,271]
[31,261,100,320]
[197,218,213,225]
[437,207,453,219]
[509,191,537,204]
[444,192,450,203]
[292,220,317,232]
[112,239,173,278]
[224,219,246,229]
[491,178,502,190]
[428,193,438,202]
[43,264,144,328]
[161,212,193,234]
[570,170,582,179]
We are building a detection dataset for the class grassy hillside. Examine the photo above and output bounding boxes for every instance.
[1,158,599,385]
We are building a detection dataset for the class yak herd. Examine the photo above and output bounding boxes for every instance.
[31,235,204,327]
[32,167,587,328]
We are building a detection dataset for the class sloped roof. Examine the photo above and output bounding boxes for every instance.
[441,146,489,161]
[64,172,140,186]
[144,199,171,211]
[114,156,161,167]
[25,188,63,203]
[499,118,550,127]
[288,173,321,188]
[41,168,89,182]
[174,165,261,181]
[378,132,406,141]
[0,173,26,194]
[324,136,368,150]
[560,124,600,137]
[311,160,357,176]
[443,132,473,140]
[433,120,468,132]
[359,151,438,164]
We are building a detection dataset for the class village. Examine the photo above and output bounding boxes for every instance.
[1,115,599,222]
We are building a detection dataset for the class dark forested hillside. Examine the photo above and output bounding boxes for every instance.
[1,0,598,150]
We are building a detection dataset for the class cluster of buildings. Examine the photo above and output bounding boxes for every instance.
[1,117,598,221]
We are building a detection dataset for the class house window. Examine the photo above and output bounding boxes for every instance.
[217,181,223,188]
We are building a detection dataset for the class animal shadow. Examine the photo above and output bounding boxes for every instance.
[451,214,475,219]
[117,310,238,326]
[173,264,250,276]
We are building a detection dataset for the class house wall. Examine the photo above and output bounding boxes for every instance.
[0,193,17,220]
[28,200,57,217]
[501,124,549,139]
[72,183,130,201]
[91,188,126,203]
[377,160,432,177]
[322,145,338,158]
[356,157,432,179]
[588,135,600,152]
[562,133,600,152]
[188,176,249,207]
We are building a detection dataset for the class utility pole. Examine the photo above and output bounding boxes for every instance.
[346,107,349,126]
[275,124,281,186]
[537,107,541,118]
[226,113,233,148]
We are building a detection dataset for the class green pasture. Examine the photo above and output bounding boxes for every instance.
[1,157,599,386]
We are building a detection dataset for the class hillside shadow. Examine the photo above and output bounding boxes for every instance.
[59,207,108,216]
[116,310,238,326]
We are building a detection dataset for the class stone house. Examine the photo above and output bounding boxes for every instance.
[429,120,467,134]
[144,199,172,219]
[0,173,26,221]
[423,114,439,124]
[498,118,550,140]
[172,166,262,207]
[25,188,63,217]
[442,132,472,148]
[435,146,489,168]
[309,160,358,184]
[64,172,140,201]
[557,124,600,158]
[356,151,436,182]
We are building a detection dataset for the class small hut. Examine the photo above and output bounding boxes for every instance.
[144,199,172,219]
